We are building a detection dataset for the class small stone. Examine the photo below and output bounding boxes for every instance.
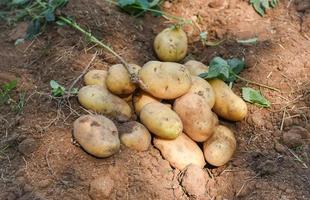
[274,142,286,153]
[89,175,114,200]
[181,164,207,197]
[18,138,38,156]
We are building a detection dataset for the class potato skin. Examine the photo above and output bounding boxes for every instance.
[173,93,218,142]
[184,60,209,76]
[209,79,247,121]
[119,121,151,151]
[188,76,215,108]
[73,115,120,158]
[133,90,160,115]
[153,133,206,170]
[139,61,191,99]
[84,70,108,88]
[154,27,188,62]
[203,125,236,166]
[140,102,183,139]
[78,85,132,122]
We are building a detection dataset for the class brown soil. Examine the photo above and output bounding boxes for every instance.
[0,0,309,199]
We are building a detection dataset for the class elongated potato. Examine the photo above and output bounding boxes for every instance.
[78,85,132,121]
[84,70,108,88]
[140,102,183,139]
[73,115,120,158]
[153,133,206,170]
[184,60,209,76]
[188,76,215,108]
[174,93,218,142]
[209,79,247,121]
[139,61,191,99]
[203,125,236,166]
[133,90,160,115]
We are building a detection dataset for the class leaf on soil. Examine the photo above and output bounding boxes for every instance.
[117,0,162,16]
[237,37,258,45]
[242,87,271,107]
[250,0,278,16]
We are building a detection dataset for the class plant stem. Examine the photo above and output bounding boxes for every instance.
[234,74,280,92]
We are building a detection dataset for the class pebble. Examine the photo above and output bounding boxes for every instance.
[18,138,38,156]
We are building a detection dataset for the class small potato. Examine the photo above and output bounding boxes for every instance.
[209,79,247,121]
[84,70,108,88]
[153,133,206,170]
[78,85,132,122]
[203,125,236,166]
[173,93,218,142]
[184,60,209,76]
[119,121,151,151]
[139,61,191,99]
[73,115,120,158]
[140,102,183,139]
[188,76,215,108]
[133,90,160,115]
[154,27,188,62]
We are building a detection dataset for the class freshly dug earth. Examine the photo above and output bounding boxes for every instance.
[0,0,309,199]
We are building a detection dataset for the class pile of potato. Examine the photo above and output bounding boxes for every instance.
[73,27,248,170]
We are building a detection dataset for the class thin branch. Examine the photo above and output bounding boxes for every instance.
[235,74,280,92]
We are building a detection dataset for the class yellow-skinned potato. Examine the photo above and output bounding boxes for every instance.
[188,76,215,108]
[140,102,183,139]
[139,61,191,99]
[184,60,209,76]
[154,27,188,62]
[173,93,218,142]
[203,125,236,166]
[133,90,160,115]
[153,133,206,170]
[84,70,108,88]
[78,85,132,122]
[73,115,120,158]
[119,121,151,151]
[209,79,247,121]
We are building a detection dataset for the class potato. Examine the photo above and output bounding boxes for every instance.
[153,133,206,170]
[173,93,218,142]
[119,121,151,151]
[184,60,209,76]
[209,79,247,121]
[73,115,120,158]
[154,27,188,62]
[84,70,108,88]
[140,102,183,139]
[188,76,215,108]
[133,90,160,115]
[203,125,236,166]
[139,61,191,99]
[78,85,132,122]
[106,64,141,95]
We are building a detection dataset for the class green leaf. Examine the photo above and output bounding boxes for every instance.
[250,0,278,16]
[3,80,17,92]
[117,0,161,16]
[227,58,245,75]
[207,57,230,79]
[50,80,65,97]
[242,87,271,107]
[25,19,41,40]
[70,88,78,95]
[50,80,60,89]
[44,8,55,22]
[237,37,258,45]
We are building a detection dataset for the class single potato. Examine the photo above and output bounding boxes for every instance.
[184,60,209,76]
[73,115,120,158]
[84,69,108,88]
[209,79,247,121]
[119,121,151,151]
[133,90,160,115]
[154,27,188,62]
[139,61,191,99]
[153,133,206,170]
[188,76,215,108]
[140,102,183,139]
[203,125,237,166]
[173,93,218,142]
[78,85,132,122]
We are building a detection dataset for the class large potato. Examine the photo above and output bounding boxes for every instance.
[84,69,108,88]
[188,76,215,108]
[153,133,206,170]
[154,27,188,62]
[173,93,218,142]
[73,115,120,158]
[184,60,209,76]
[140,102,183,139]
[139,61,191,99]
[203,125,236,166]
[78,85,132,122]
[119,121,151,151]
[133,90,160,115]
[209,79,247,121]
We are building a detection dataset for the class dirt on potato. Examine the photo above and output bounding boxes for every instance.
[0,0,309,200]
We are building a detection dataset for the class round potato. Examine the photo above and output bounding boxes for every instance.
[73,115,120,158]
[78,85,132,122]
[140,102,183,139]
[188,76,215,108]
[153,133,206,170]
[133,90,160,115]
[154,27,188,62]
[209,79,247,121]
[173,93,218,142]
[139,61,191,99]
[203,125,237,166]
[184,60,209,76]
[119,121,151,151]
[84,69,108,88]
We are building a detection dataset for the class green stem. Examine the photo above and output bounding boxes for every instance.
[234,74,280,92]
